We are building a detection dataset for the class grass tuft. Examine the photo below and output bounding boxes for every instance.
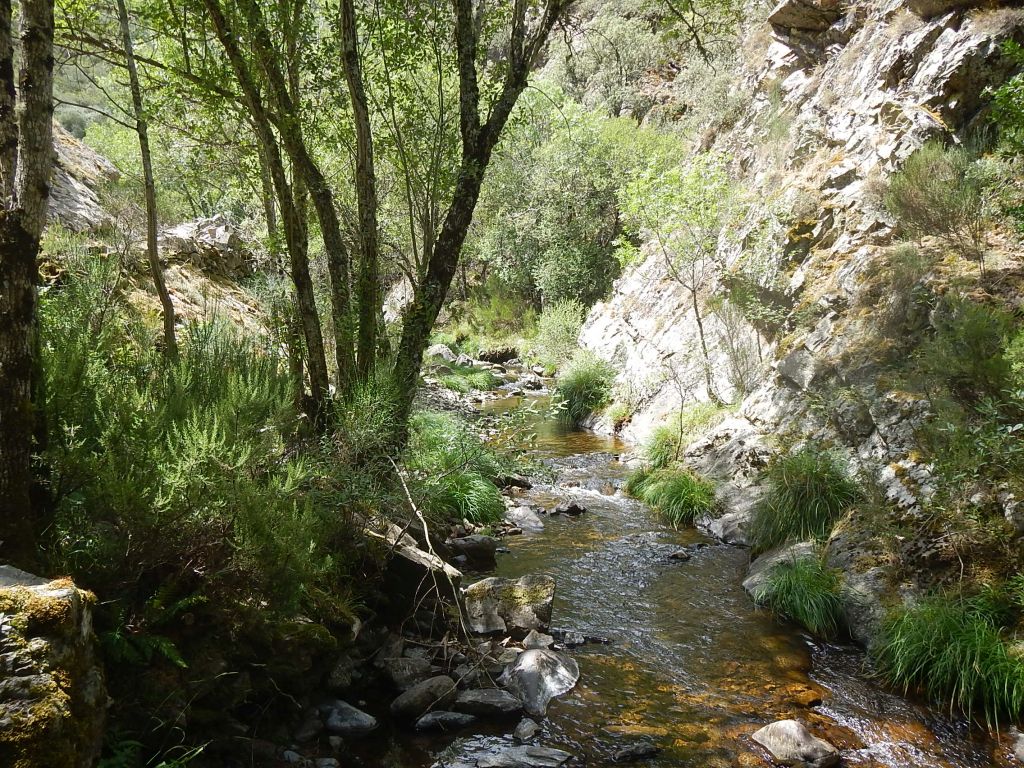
[435,362,501,393]
[552,350,615,426]
[626,467,716,528]
[749,445,859,553]
[874,592,1024,728]
[754,555,844,639]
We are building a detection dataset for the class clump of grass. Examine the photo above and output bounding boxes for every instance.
[754,555,844,639]
[436,362,501,393]
[643,403,730,469]
[873,592,1024,727]
[749,445,860,553]
[405,412,509,525]
[552,350,615,426]
[626,467,716,528]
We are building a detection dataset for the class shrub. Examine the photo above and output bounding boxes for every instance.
[531,298,586,374]
[749,445,860,553]
[992,41,1024,155]
[874,592,1024,727]
[626,467,716,528]
[606,401,631,431]
[918,296,1013,401]
[884,141,991,269]
[754,555,844,638]
[643,403,730,469]
[552,350,615,426]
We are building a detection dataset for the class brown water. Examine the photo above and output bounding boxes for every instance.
[365,394,1016,767]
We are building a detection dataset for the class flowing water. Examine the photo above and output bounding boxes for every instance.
[364,394,1015,767]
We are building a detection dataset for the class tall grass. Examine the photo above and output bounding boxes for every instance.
[405,412,508,525]
[553,350,615,426]
[749,445,859,553]
[436,361,501,393]
[626,467,716,528]
[754,555,844,639]
[644,403,729,469]
[874,592,1024,727]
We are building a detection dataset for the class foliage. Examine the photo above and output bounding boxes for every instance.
[754,555,844,638]
[874,590,1024,727]
[405,412,508,525]
[992,41,1024,155]
[643,403,730,469]
[917,296,1013,401]
[628,467,717,528]
[884,141,992,267]
[552,350,616,426]
[435,362,501,394]
[529,298,586,374]
[749,445,860,553]
[445,287,537,358]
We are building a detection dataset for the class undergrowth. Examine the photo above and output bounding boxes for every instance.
[754,554,844,639]
[553,350,615,426]
[626,467,716,528]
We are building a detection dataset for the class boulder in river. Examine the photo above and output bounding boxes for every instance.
[550,501,586,516]
[613,740,661,762]
[415,710,477,732]
[523,630,554,649]
[427,343,457,362]
[380,656,434,690]
[751,720,840,768]
[506,505,545,531]
[478,345,519,364]
[319,700,378,735]
[454,688,524,717]
[514,717,541,742]
[499,649,579,718]
[390,675,457,720]
[464,575,555,635]
[477,745,573,768]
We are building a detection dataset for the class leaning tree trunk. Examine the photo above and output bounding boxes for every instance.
[0,0,55,567]
[116,0,177,358]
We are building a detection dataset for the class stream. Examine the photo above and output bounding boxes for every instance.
[364,393,1013,767]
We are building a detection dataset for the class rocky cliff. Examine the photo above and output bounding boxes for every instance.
[581,0,1024,644]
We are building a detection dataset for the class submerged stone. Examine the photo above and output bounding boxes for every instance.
[751,719,839,768]
[499,649,579,718]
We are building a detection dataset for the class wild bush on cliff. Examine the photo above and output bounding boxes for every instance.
[749,445,860,553]
[874,590,1024,727]
[553,350,616,426]
[753,555,844,639]
[884,141,992,271]
[644,403,730,469]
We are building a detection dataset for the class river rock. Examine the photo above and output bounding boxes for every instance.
[514,717,542,742]
[320,700,378,735]
[751,720,840,768]
[464,575,555,635]
[477,746,573,768]
[613,740,661,762]
[523,630,554,649]
[478,345,518,363]
[507,505,545,531]
[500,649,580,717]
[453,688,524,717]
[381,656,434,690]
[551,501,586,516]
[415,710,477,732]
[497,474,533,490]
[390,675,457,720]
[668,550,692,561]
[456,353,475,367]
[427,343,457,362]
[447,534,499,568]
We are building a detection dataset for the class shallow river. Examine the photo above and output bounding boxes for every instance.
[365,394,1014,767]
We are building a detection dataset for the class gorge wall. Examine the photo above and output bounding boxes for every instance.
[581,0,1024,644]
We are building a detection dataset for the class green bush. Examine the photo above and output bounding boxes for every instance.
[530,298,586,374]
[405,412,508,525]
[884,141,991,268]
[753,555,844,638]
[552,350,615,426]
[992,41,1024,155]
[643,403,729,469]
[918,296,1013,401]
[874,592,1024,727]
[626,467,716,528]
[749,445,860,553]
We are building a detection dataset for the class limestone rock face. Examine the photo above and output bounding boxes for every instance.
[159,214,253,276]
[0,567,107,768]
[48,122,120,233]
[464,575,555,636]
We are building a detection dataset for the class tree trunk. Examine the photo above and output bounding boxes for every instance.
[340,0,379,381]
[689,287,723,406]
[116,0,177,358]
[0,0,54,566]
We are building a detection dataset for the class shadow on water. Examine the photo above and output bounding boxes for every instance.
[359,393,1012,767]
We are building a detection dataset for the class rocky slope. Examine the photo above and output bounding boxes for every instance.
[581,0,1024,645]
